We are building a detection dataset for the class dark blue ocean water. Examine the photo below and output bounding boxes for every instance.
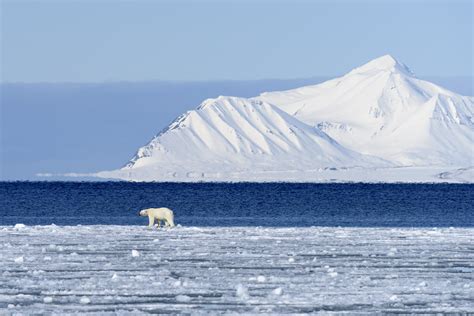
[0,182,472,227]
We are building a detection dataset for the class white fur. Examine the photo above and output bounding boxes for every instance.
[139,208,175,228]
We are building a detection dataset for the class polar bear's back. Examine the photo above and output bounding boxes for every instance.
[145,207,172,212]
[144,207,173,217]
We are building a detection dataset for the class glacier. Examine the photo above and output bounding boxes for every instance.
[97,55,473,182]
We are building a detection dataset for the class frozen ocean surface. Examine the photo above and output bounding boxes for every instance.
[1,225,473,314]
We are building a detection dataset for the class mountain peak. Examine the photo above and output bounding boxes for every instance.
[348,55,414,76]
[370,54,398,67]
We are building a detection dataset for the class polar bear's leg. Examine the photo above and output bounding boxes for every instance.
[166,212,175,227]
[148,214,155,228]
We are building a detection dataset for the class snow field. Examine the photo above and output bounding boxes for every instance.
[0,225,473,314]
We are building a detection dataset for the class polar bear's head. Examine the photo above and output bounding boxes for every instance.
[138,210,148,217]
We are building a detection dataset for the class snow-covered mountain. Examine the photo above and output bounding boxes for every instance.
[98,55,473,182]
[99,96,386,181]
[258,55,473,166]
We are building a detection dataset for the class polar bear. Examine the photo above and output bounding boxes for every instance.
[139,208,175,228]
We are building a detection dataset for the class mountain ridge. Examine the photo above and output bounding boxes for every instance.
[98,55,473,182]
[258,55,473,166]
[122,96,387,175]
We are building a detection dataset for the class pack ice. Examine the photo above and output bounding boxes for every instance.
[97,55,473,182]
[1,225,472,314]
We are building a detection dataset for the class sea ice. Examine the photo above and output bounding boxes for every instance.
[43,297,53,303]
[175,294,191,302]
[272,287,283,296]
[13,257,23,264]
[0,225,472,314]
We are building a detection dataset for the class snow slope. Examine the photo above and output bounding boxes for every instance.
[99,97,386,181]
[258,55,473,166]
[97,55,473,182]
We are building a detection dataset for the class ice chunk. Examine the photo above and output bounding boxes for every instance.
[132,250,140,257]
[236,284,249,300]
[176,294,191,302]
[329,271,338,278]
[14,256,24,264]
[43,297,53,303]
[80,297,91,304]
[272,287,283,296]
[14,224,26,229]
[257,275,266,283]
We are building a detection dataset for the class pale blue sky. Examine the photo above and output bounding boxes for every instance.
[1,0,472,82]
